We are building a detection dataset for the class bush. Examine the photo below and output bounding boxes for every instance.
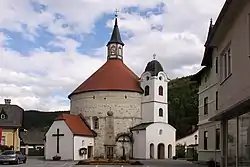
[176,144,186,158]
[52,155,61,161]
[0,145,11,152]
[173,156,177,160]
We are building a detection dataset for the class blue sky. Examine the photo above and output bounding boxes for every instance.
[0,0,225,111]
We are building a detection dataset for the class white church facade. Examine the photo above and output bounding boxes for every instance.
[45,15,176,160]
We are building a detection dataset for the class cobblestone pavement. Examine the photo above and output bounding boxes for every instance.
[0,157,204,167]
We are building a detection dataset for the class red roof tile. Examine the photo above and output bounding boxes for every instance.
[55,114,95,137]
[68,59,143,98]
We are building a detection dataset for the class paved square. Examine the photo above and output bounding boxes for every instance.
[0,157,203,167]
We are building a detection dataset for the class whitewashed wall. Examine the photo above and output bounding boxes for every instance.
[146,123,176,159]
[70,91,142,158]
[176,130,198,146]
[132,130,146,159]
[45,120,73,160]
[74,136,94,161]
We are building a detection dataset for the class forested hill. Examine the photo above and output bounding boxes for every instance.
[23,110,69,131]
[23,75,198,139]
[168,76,199,140]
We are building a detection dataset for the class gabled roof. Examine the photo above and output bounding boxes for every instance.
[0,104,23,128]
[68,59,143,98]
[55,114,96,137]
[130,122,153,131]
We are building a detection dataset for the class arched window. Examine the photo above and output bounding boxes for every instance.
[93,117,99,129]
[145,85,150,96]
[159,108,163,117]
[159,86,163,96]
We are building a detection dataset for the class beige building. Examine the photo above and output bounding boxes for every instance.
[193,0,250,167]
[193,20,221,163]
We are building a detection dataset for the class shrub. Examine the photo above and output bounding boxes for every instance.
[176,144,186,158]
[0,145,11,152]
[52,155,61,161]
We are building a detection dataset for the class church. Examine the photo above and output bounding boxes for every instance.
[45,15,176,161]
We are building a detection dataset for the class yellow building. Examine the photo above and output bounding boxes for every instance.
[0,99,24,151]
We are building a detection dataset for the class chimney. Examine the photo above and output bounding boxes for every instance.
[4,99,11,105]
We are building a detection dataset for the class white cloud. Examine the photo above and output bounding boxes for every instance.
[0,0,226,110]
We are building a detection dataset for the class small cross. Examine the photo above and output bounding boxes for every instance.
[115,8,119,17]
[153,54,156,59]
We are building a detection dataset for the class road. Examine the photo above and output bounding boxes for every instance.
[0,157,204,167]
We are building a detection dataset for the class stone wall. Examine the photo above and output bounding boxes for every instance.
[70,91,142,158]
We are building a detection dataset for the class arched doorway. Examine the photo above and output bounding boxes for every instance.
[150,143,154,159]
[168,144,172,158]
[157,143,165,159]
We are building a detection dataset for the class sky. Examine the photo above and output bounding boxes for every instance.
[0,0,225,111]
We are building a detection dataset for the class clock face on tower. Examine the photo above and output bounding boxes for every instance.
[110,45,116,55]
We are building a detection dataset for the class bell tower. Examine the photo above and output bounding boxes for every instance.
[106,10,124,61]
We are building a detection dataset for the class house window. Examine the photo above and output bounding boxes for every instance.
[215,91,218,110]
[204,97,208,115]
[159,108,163,117]
[158,86,163,96]
[145,85,149,96]
[215,57,218,74]
[93,117,99,129]
[227,48,231,75]
[1,136,5,145]
[204,131,208,150]
[221,44,232,81]
[216,128,220,150]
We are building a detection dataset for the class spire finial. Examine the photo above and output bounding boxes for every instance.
[210,18,213,25]
[153,53,156,59]
[115,8,119,18]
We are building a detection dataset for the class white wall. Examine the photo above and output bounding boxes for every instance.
[132,130,146,159]
[45,120,73,160]
[74,136,94,161]
[176,130,198,146]
[146,123,176,159]
[140,71,168,123]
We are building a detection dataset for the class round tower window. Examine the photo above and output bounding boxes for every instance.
[159,76,162,80]
[146,76,149,81]
[159,129,163,135]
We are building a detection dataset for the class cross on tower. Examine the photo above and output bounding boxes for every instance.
[52,128,64,154]
[114,8,119,17]
[153,53,156,59]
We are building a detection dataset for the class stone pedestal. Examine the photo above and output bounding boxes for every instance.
[104,110,116,159]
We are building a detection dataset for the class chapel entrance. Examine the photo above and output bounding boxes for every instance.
[87,146,93,158]
[168,144,172,158]
[157,143,165,159]
[149,143,154,159]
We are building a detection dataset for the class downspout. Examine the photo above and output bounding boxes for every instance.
[130,129,133,158]
[13,129,15,151]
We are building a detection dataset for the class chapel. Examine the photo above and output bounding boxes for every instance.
[45,15,176,161]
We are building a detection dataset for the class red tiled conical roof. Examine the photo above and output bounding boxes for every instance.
[68,59,143,98]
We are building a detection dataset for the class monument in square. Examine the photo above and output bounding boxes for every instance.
[44,11,176,161]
